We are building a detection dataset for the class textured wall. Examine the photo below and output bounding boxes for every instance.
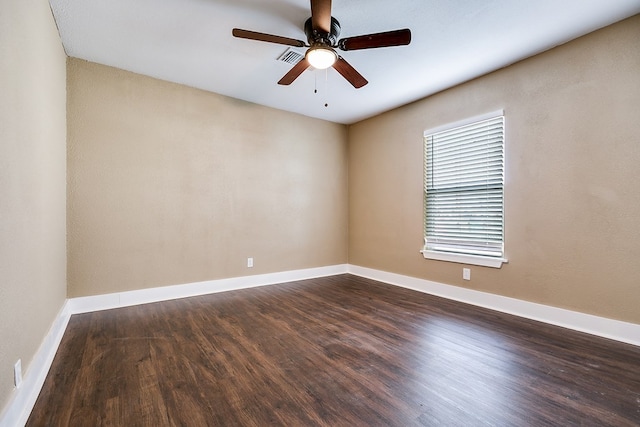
[0,0,67,413]
[67,60,348,297]
[349,15,640,324]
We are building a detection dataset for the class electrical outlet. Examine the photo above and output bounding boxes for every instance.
[247,257,253,268]
[463,268,471,281]
[14,359,22,388]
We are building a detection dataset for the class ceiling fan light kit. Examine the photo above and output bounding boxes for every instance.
[306,46,338,69]
[232,0,411,88]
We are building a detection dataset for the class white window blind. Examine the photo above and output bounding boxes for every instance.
[424,115,504,258]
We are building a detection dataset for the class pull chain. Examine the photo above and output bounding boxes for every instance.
[324,69,329,107]
[312,69,329,108]
[314,70,318,94]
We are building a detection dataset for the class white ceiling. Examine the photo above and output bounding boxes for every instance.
[49,0,640,124]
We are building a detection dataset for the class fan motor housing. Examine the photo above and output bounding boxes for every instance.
[304,17,341,46]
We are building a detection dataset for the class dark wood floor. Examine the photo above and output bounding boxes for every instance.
[28,274,640,426]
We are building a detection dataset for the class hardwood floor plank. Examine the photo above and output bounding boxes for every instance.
[27,274,640,426]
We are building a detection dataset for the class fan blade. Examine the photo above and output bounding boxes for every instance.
[338,28,411,51]
[232,28,305,48]
[278,58,311,85]
[332,56,368,89]
[310,0,332,33]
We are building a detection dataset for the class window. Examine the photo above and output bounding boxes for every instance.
[422,111,507,268]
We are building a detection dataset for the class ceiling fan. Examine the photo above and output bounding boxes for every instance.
[232,0,411,89]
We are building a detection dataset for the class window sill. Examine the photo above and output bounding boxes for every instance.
[420,250,507,268]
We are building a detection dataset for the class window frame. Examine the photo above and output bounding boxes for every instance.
[421,110,508,268]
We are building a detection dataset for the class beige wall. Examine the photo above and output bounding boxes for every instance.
[0,0,67,412]
[67,59,349,297]
[348,15,640,324]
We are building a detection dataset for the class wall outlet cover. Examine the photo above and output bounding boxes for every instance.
[14,359,22,388]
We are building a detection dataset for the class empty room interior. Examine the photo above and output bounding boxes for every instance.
[2,0,640,425]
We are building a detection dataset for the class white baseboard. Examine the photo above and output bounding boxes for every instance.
[0,301,72,427]
[68,264,349,314]
[348,265,640,347]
